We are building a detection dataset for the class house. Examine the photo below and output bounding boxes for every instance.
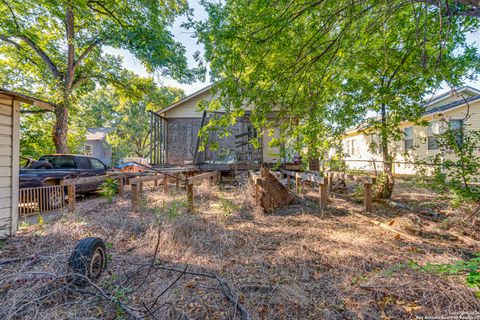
[83,128,112,165]
[339,86,480,175]
[150,84,284,166]
[0,88,54,238]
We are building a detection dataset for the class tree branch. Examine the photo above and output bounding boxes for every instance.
[73,38,102,70]
[0,35,39,67]
[17,35,60,79]
[66,3,75,89]
[414,0,480,17]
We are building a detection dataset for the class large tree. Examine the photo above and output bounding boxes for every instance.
[0,0,199,152]
[195,0,479,197]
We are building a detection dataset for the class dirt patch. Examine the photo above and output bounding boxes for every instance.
[0,181,478,319]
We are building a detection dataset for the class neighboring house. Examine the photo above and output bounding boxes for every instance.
[83,128,113,165]
[339,86,480,175]
[0,88,54,238]
[151,84,285,165]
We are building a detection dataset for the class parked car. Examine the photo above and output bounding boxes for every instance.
[19,155,109,211]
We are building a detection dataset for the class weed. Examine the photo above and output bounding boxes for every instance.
[410,256,480,298]
[219,197,242,217]
[98,178,118,203]
[154,198,188,221]
[19,219,31,230]
[37,212,44,227]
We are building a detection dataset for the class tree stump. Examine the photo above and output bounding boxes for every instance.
[253,167,295,213]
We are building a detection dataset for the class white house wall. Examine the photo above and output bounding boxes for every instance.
[340,98,480,175]
[0,95,19,238]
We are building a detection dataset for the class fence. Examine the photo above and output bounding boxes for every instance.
[18,185,67,215]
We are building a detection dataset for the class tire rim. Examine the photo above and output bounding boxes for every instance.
[89,248,105,280]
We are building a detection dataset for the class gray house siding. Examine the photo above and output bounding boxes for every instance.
[85,139,112,165]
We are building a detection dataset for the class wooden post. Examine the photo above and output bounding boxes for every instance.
[67,184,76,211]
[328,172,333,192]
[319,182,327,210]
[163,176,168,193]
[287,175,291,188]
[118,178,124,197]
[139,182,144,193]
[254,181,260,206]
[154,173,158,187]
[187,183,194,212]
[295,174,300,193]
[364,182,372,212]
[176,175,179,188]
[132,183,139,210]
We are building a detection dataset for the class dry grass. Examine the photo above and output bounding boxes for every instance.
[0,179,479,319]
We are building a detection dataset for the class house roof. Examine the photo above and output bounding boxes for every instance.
[424,95,480,115]
[0,88,55,111]
[426,86,480,107]
[156,83,215,115]
[86,127,112,141]
[344,86,480,136]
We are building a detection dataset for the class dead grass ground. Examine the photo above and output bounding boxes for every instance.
[0,179,479,319]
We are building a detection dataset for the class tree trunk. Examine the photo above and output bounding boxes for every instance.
[53,102,69,153]
[377,103,395,199]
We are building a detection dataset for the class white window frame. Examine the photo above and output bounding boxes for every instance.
[427,121,441,150]
[84,144,93,156]
[404,126,413,151]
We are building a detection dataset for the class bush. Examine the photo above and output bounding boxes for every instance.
[411,255,480,298]
[425,120,480,206]
[98,178,119,203]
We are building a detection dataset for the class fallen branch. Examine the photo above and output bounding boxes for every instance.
[0,255,38,266]
[353,213,420,242]
[0,271,143,319]
[153,265,252,320]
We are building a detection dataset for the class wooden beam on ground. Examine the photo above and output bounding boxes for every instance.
[186,170,220,185]
[280,170,325,185]
[62,175,107,186]
[107,171,155,178]
[327,171,375,184]
[353,213,420,242]
[128,174,165,185]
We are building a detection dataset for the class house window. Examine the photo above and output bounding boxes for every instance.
[427,121,441,150]
[404,127,413,150]
[84,144,93,156]
[343,138,357,157]
[449,119,463,146]
[369,134,382,154]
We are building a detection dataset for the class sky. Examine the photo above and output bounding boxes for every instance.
[108,1,210,95]
[111,1,480,96]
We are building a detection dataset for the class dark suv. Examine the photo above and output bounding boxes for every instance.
[20,154,108,192]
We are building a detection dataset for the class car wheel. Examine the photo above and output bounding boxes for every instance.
[68,237,107,285]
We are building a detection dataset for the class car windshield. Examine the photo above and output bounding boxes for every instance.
[38,156,76,169]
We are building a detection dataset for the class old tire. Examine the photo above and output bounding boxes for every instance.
[68,237,107,285]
